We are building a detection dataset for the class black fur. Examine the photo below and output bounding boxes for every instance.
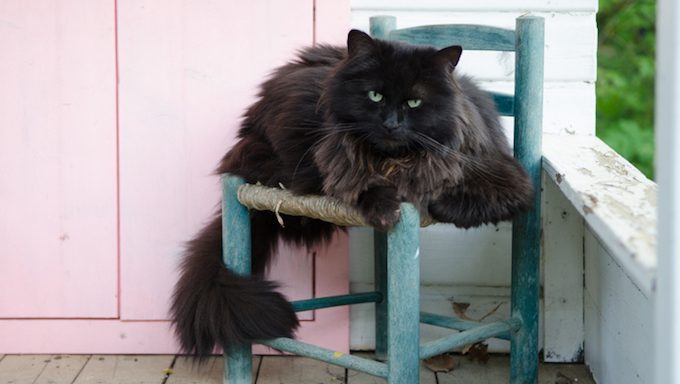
[170,30,533,358]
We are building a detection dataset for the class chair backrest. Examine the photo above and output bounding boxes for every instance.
[368,16,545,234]
[368,15,543,119]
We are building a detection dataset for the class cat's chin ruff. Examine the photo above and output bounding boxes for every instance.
[170,215,299,360]
[313,129,464,211]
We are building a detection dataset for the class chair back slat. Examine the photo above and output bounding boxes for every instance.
[388,24,516,51]
[490,92,515,116]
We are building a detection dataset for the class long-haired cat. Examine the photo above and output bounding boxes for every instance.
[170,29,533,357]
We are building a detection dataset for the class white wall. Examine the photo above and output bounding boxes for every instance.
[348,0,598,357]
[584,230,653,384]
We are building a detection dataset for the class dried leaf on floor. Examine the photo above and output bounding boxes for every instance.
[423,354,458,373]
[452,302,473,320]
[462,342,490,364]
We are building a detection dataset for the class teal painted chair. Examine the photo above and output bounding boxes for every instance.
[222,15,544,384]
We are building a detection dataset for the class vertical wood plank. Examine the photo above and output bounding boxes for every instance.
[314,0,351,45]
[0,0,117,318]
[542,176,585,362]
[117,0,316,321]
[654,0,680,383]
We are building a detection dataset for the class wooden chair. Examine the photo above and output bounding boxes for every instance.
[221,15,544,384]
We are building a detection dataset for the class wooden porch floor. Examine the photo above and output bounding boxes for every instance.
[0,353,594,383]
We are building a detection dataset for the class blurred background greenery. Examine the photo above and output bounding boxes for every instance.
[596,0,656,178]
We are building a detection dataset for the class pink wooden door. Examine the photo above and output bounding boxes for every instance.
[0,0,118,319]
[0,0,350,353]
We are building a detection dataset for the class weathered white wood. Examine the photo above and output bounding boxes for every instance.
[350,283,518,353]
[542,176,585,362]
[437,355,595,383]
[73,355,174,384]
[654,0,680,383]
[0,355,594,383]
[0,355,52,383]
[584,230,653,384]
[542,134,656,295]
[34,355,91,384]
[482,81,595,136]
[351,0,597,12]
[351,11,596,82]
[257,356,345,383]
[350,224,513,288]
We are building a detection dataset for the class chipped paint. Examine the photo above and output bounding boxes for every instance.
[543,134,657,295]
[555,173,564,184]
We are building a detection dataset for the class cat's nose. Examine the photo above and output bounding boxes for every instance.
[383,121,401,132]
[383,112,401,132]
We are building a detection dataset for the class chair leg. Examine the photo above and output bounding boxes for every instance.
[386,204,421,384]
[510,15,544,384]
[222,175,253,383]
[225,348,253,383]
[374,229,388,361]
[509,216,540,384]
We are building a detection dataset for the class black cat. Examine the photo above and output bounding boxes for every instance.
[170,29,533,357]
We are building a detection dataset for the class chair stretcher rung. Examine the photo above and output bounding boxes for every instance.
[419,318,521,360]
[262,338,389,378]
[420,311,511,340]
[292,292,383,312]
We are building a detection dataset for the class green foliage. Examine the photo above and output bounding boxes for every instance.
[596,0,656,178]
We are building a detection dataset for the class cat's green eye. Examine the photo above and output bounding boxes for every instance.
[368,91,384,103]
[406,99,422,108]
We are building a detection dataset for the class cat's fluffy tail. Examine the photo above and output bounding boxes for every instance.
[170,215,299,358]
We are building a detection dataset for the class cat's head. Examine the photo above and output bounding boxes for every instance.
[325,29,464,156]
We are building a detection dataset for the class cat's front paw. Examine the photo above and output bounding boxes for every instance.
[357,186,401,232]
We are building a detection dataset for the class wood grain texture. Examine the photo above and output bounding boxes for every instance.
[509,16,544,383]
[543,135,656,295]
[352,0,597,12]
[386,204,421,383]
[0,0,118,318]
[0,355,52,383]
[34,355,91,384]
[390,24,515,51]
[117,0,316,321]
[73,355,174,384]
[257,356,345,384]
[542,176,585,363]
[346,353,435,384]
[352,11,596,82]
[166,356,261,384]
[583,231,653,384]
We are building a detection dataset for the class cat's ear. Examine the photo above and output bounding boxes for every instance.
[347,29,376,57]
[435,45,463,69]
